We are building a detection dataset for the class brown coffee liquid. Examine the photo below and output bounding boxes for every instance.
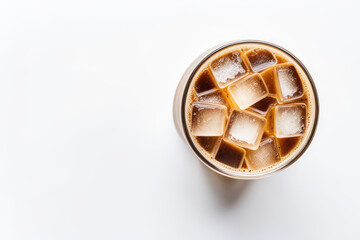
[185,43,314,173]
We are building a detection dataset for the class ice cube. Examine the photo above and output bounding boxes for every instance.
[198,90,230,114]
[274,103,306,138]
[274,63,304,102]
[224,110,266,150]
[210,51,249,88]
[277,137,300,157]
[194,70,217,95]
[247,137,280,170]
[250,96,278,115]
[245,48,277,72]
[260,66,277,95]
[191,102,227,136]
[228,73,269,110]
[214,140,245,169]
[198,90,228,106]
[196,136,221,154]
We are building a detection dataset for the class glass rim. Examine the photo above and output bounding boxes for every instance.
[180,40,320,179]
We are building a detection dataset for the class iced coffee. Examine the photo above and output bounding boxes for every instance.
[174,41,318,178]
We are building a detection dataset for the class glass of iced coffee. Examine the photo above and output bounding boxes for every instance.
[173,40,319,179]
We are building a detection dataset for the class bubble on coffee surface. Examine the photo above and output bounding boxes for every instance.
[228,73,269,110]
[185,43,315,174]
[210,51,249,88]
[191,102,227,137]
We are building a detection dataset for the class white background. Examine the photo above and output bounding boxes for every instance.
[0,0,359,239]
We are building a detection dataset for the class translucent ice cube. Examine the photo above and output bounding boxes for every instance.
[224,110,266,150]
[245,48,277,72]
[250,96,278,115]
[274,103,306,138]
[191,102,227,136]
[214,140,245,169]
[228,73,269,110]
[277,137,300,157]
[210,51,249,88]
[247,137,280,170]
[198,90,229,107]
[194,70,217,95]
[274,63,304,102]
[260,66,276,95]
[196,136,221,154]
[198,90,230,114]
